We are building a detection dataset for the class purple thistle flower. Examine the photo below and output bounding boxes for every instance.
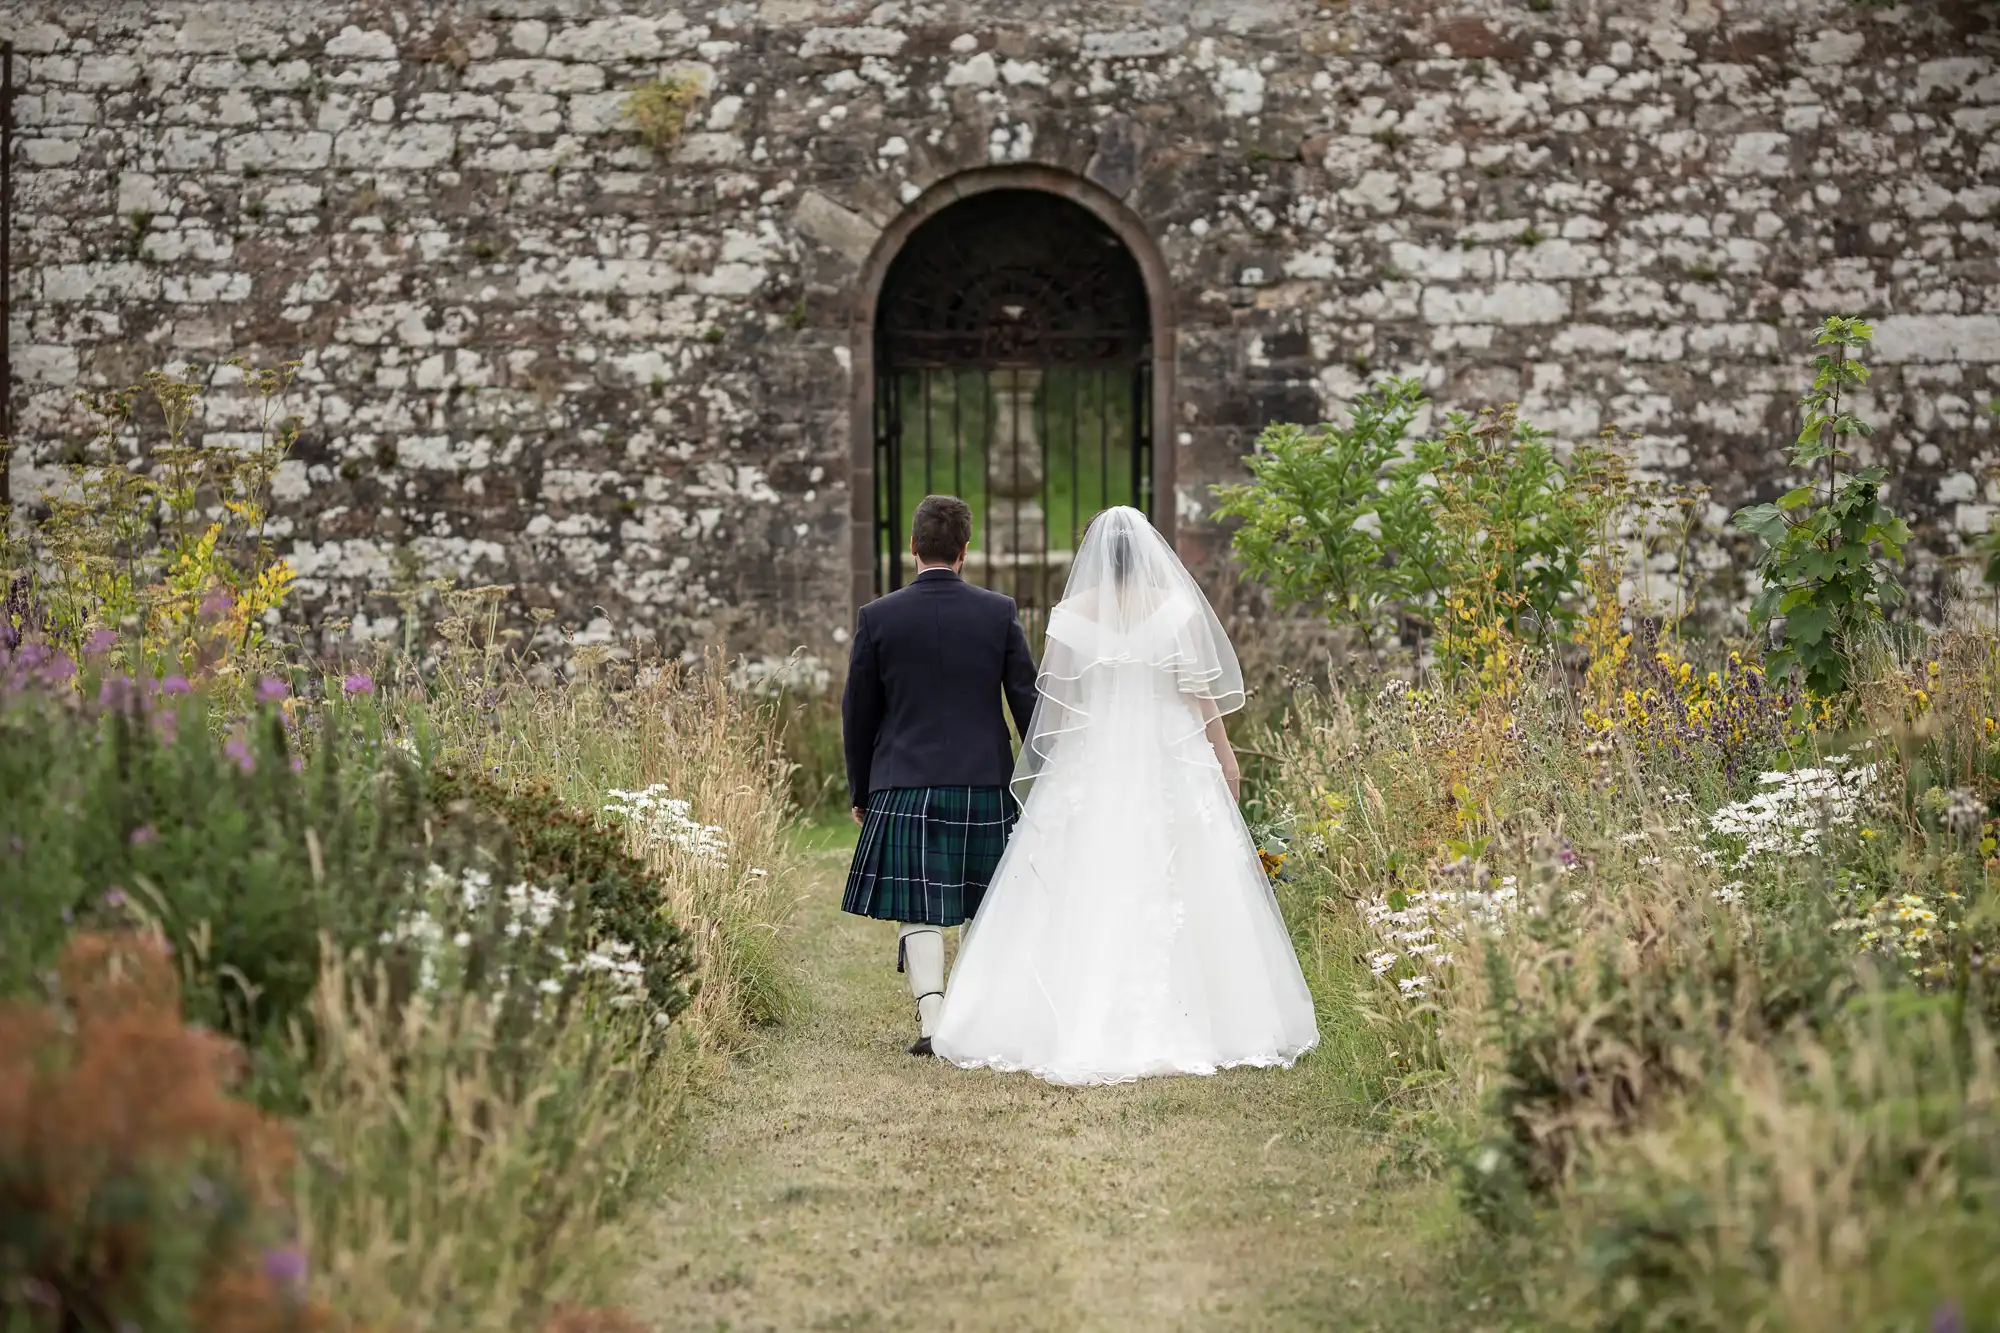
[343,671,375,697]
[129,825,158,846]
[157,674,193,696]
[152,710,179,745]
[289,755,305,774]
[256,675,290,703]
[1,643,56,695]
[98,673,137,713]
[224,737,257,774]
[102,888,128,909]
[83,629,117,658]
[262,1245,308,1292]
[198,587,234,620]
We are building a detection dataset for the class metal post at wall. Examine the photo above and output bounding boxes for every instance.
[1,41,14,510]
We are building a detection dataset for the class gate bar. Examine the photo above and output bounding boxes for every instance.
[1098,368,1109,524]
[1131,361,1148,517]
[1013,366,1024,604]
[1069,371,1080,556]
[888,371,904,591]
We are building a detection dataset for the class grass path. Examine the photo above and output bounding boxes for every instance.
[628,834,1461,1333]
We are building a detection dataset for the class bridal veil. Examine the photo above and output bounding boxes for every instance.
[1013,505,1244,797]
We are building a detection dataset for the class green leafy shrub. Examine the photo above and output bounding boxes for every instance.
[1214,382,1630,659]
[1395,405,1623,645]
[1210,379,1427,650]
[426,767,696,1023]
[1733,316,1910,696]
[411,646,801,1051]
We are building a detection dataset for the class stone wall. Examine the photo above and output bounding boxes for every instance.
[3,0,1996,661]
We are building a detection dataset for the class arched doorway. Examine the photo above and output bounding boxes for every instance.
[853,178,1168,617]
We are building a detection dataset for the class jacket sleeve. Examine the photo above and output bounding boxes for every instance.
[1001,609,1040,743]
[842,607,884,810]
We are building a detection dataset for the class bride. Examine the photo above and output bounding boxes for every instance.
[931,506,1320,1085]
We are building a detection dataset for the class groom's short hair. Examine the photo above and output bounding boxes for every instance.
[912,495,973,563]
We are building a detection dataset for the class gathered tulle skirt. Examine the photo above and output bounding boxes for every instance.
[931,713,1319,1086]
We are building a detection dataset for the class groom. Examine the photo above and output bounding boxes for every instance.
[841,494,1040,1056]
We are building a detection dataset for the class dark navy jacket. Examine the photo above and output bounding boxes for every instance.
[842,568,1040,808]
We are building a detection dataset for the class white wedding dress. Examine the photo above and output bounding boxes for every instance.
[932,507,1320,1086]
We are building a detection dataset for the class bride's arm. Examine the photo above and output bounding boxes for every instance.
[1199,694,1242,803]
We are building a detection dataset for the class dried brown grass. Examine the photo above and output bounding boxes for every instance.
[296,948,679,1333]
[1532,1002,2000,1330]
[388,604,803,1055]
[292,619,802,1332]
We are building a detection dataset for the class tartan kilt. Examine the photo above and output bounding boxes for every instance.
[842,785,1019,928]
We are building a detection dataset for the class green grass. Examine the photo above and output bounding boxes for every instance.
[628,847,1476,1332]
[789,812,861,855]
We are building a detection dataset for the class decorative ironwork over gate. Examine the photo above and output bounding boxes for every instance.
[871,190,1153,613]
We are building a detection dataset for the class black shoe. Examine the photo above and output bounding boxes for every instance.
[906,1036,934,1057]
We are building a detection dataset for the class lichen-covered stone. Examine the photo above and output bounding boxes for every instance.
[2,0,1995,655]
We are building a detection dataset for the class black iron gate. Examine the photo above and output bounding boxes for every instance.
[872,190,1153,616]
